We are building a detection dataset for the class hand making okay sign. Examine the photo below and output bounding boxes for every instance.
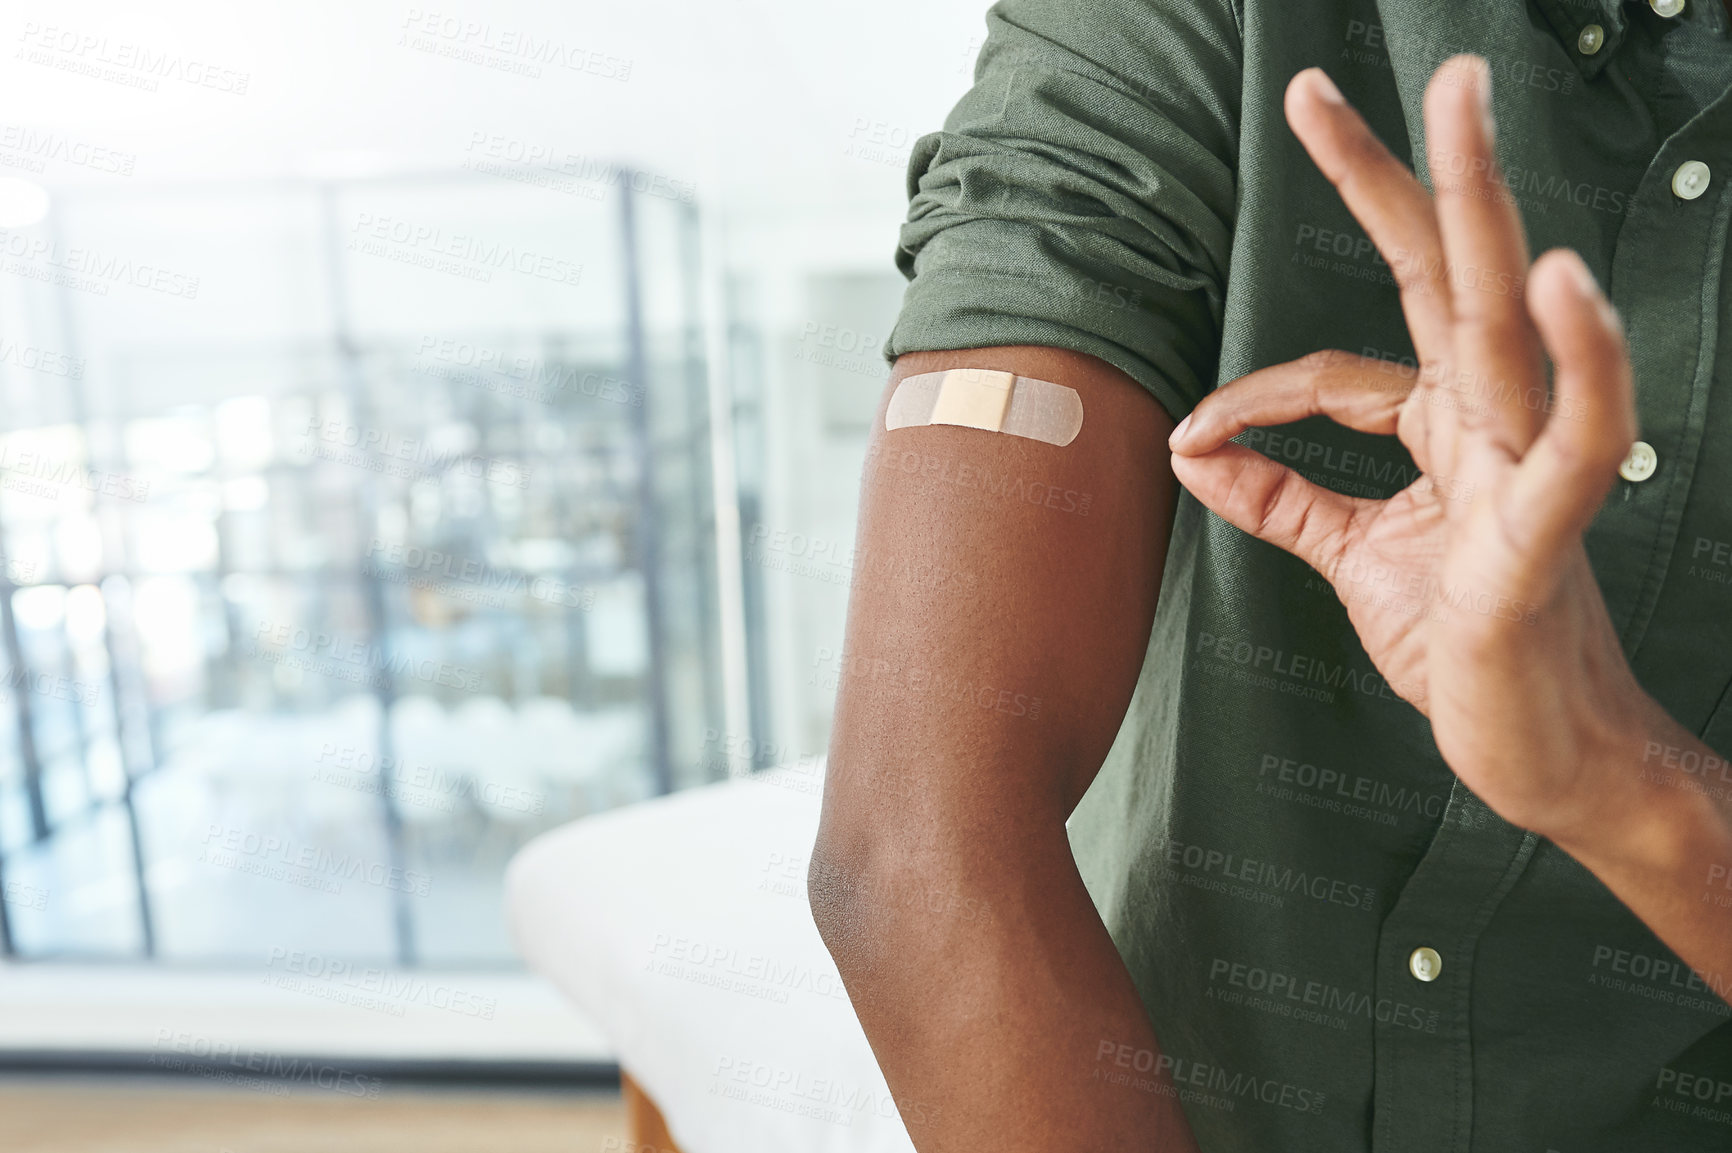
[1168,57,1649,844]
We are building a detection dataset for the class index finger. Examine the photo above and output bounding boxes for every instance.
[1170,350,1410,455]
[1286,67,1454,364]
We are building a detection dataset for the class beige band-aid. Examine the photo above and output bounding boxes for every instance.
[885,369,1083,446]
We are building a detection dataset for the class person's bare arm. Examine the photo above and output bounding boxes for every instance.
[809,345,1199,1151]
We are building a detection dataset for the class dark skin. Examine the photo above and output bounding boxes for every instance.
[814,44,1732,1153]
[1174,60,1732,1012]
[810,343,1195,1150]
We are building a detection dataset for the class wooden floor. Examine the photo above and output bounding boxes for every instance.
[0,1076,630,1153]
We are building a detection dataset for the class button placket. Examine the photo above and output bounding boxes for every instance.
[1370,780,1538,1153]
[1587,119,1732,650]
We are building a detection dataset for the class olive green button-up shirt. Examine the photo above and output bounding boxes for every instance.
[886,1,1732,1149]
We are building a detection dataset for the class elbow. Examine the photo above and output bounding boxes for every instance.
[807,754,1020,980]
[807,774,904,980]
[807,809,878,977]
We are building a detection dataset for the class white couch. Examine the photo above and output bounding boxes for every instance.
[506,763,918,1153]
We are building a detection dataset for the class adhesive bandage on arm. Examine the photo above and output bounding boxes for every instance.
[885,369,1084,447]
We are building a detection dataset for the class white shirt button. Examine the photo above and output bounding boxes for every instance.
[1674,161,1711,200]
[1409,947,1443,983]
[1620,440,1658,483]
[1651,0,1687,17]
[1578,24,1605,54]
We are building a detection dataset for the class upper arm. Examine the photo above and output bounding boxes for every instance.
[815,0,1241,870]
[889,0,1244,427]
[817,345,1178,871]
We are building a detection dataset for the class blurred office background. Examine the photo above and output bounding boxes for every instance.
[0,0,985,1077]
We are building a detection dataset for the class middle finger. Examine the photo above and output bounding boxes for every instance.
[1425,55,1548,457]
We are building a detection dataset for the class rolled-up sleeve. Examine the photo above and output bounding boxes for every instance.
[887,0,1243,423]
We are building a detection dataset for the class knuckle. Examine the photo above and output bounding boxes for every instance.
[1297,347,1352,373]
[1550,429,1623,478]
[1457,313,1533,356]
[1252,471,1293,541]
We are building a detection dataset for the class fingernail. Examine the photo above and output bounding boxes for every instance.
[1308,69,1344,105]
[1474,59,1495,139]
[1170,413,1193,447]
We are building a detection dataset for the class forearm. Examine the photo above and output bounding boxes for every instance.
[812,796,1201,1151]
[1552,692,1732,1003]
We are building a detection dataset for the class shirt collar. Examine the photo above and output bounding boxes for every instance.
[1530,0,1629,80]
